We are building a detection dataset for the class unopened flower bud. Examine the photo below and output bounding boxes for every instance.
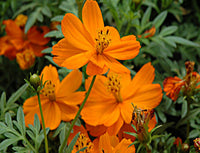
[30,73,40,90]
[181,143,189,153]
[194,138,200,152]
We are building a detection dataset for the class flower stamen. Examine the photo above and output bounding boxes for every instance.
[41,80,56,101]
[73,134,94,153]
[106,74,123,102]
[95,29,111,54]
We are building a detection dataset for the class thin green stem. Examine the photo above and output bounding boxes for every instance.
[24,137,38,153]
[59,75,96,153]
[37,93,49,153]
[186,97,191,142]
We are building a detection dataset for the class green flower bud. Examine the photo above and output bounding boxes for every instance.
[30,73,40,90]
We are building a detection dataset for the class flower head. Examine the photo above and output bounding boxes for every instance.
[52,0,141,75]
[194,138,200,152]
[81,62,162,135]
[138,26,156,38]
[163,61,200,101]
[23,65,85,130]
[0,14,50,66]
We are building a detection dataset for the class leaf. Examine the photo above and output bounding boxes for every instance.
[16,107,26,136]
[0,92,6,113]
[166,36,200,47]
[176,108,200,128]
[76,147,87,153]
[42,47,52,54]
[0,138,19,151]
[0,122,8,134]
[124,132,138,138]
[25,7,42,33]
[153,11,168,29]
[5,112,13,129]
[181,100,187,118]
[36,12,44,22]
[41,6,52,17]
[44,30,64,38]
[159,26,178,36]
[51,15,64,22]
[13,2,38,18]
[189,129,200,138]
[7,83,28,106]
[34,114,41,132]
[161,37,177,47]
[141,7,152,28]
[65,132,80,153]
[142,1,160,13]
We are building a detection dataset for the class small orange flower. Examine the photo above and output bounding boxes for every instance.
[0,14,50,60]
[16,48,35,70]
[52,0,141,75]
[174,137,182,147]
[23,65,85,130]
[81,62,162,135]
[163,76,185,101]
[97,132,135,153]
[138,26,156,38]
[163,61,200,101]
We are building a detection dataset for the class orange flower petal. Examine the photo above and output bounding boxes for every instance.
[27,26,50,45]
[120,103,134,124]
[23,95,48,113]
[24,107,41,127]
[104,37,140,60]
[42,102,61,130]
[40,64,60,86]
[58,91,85,105]
[56,102,79,121]
[28,43,45,57]
[61,13,94,46]
[99,132,113,153]
[56,70,82,96]
[82,0,104,38]
[123,62,155,97]
[107,116,124,135]
[52,38,92,66]
[81,101,119,126]
[121,35,137,41]
[86,61,108,75]
[102,55,130,74]
[163,76,184,101]
[131,84,163,109]
[86,124,107,137]
[113,138,135,152]
[61,52,91,69]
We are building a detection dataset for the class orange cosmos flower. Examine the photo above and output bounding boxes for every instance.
[23,65,85,130]
[81,62,162,135]
[97,132,135,153]
[0,14,50,60]
[52,0,141,75]
[163,76,185,101]
[163,61,200,101]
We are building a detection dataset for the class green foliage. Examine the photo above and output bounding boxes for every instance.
[0,107,49,152]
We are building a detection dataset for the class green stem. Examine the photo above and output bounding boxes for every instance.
[24,137,38,153]
[37,93,49,153]
[186,97,191,142]
[59,75,96,153]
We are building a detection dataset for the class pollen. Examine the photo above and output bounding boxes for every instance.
[95,29,111,54]
[73,133,94,153]
[106,74,123,102]
[41,80,56,102]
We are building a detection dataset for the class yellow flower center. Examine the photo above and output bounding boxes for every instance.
[95,29,111,54]
[107,74,123,102]
[73,133,94,153]
[41,80,56,102]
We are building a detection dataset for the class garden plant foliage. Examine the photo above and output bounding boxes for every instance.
[0,0,200,152]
